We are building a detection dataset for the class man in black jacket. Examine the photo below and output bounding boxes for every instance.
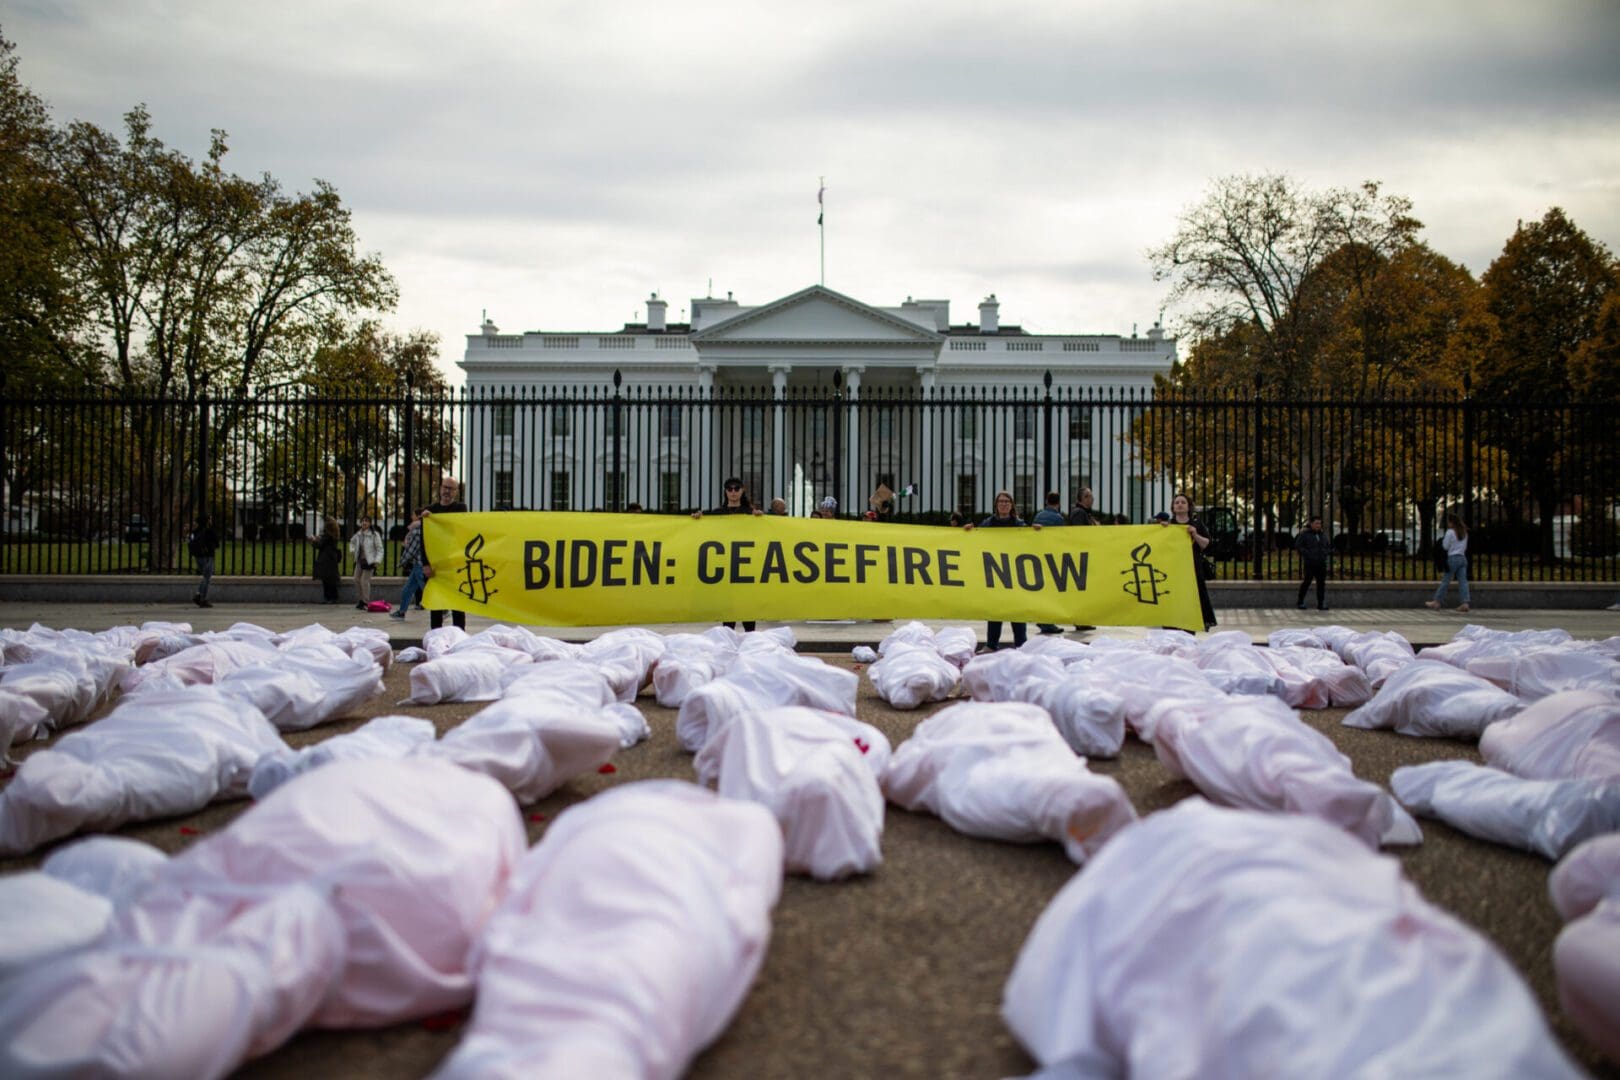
[1295,515,1332,611]
[421,477,469,630]
[188,514,219,608]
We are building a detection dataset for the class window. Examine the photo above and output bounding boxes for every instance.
[740,408,765,439]
[1069,408,1091,441]
[960,410,977,440]
[1014,475,1035,519]
[493,470,514,510]
[742,472,764,505]
[1127,476,1148,524]
[604,471,626,509]
[810,408,828,442]
[875,407,896,441]
[660,471,682,513]
[1014,406,1036,441]
[604,405,621,440]
[956,474,977,516]
[493,404,515,438]
[659,404,683,438]
[550,470,570,511]
[550,404,570,437]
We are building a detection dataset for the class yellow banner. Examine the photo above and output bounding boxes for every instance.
[422,512,1204,631]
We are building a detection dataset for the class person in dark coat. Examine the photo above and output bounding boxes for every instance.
[963,490,1043,650]
[1032,491,1068,635]
[1295,515,1332,611]
[188,514,219,608]
[1067,486,1098,527]
[692,477,764,631]
[311,515,342,604]
[421,477,469,630]
[1161,493,1217,631]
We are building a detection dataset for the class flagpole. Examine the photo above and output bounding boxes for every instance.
[818,176,825,287]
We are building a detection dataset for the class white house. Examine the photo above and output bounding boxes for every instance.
[459,285,1176,520]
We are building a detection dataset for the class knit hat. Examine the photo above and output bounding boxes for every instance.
[819,496,838,511]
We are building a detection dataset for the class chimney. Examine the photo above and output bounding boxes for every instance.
[481,314,499,336]
[646,292,667,333]
[1146,320,1165,342]
[978,294,999,335]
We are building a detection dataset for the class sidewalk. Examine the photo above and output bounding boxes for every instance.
[2,597,1614,650]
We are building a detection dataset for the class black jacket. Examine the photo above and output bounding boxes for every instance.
[1295,529,1332,566]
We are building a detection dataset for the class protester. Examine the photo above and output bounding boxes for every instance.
[349,515,384,611]
[311,516,342,605]
[391,508,428,620]
[421,478,469,630]
[816,496,838,520]
[963,490,1042,651]
[769,498,788,515]
[1161,493,1216,631]
[1065,488,1098,631]
[693,477,764,631]
[1295,515,1332,611]
[1067,487,1098,527]
[626,502,643,513]
[1033,491,1068,635]
[1426,513,1472,614]
[187,514,219,609]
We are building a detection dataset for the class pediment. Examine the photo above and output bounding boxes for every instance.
[691,285,941,346]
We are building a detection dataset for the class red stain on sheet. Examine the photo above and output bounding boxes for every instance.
[597,763,618,774]
[853,738,871,754]
[528,813,546,822]
[178,826,200,835]
[420,1008,468,1032]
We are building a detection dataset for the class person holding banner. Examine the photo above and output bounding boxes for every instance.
[421,477,469,631]
[1164,493,1217,631]
[693,477,765,631]
[964,490,1041,651]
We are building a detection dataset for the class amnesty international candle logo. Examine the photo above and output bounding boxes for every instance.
[459,534,499,605]
[1121,543,1170,605]
[422,513,1203,631]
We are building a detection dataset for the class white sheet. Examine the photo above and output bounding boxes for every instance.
[1479,689,1620,781]
[434,781,782,1080]
[1391,760,1620,860]
[1001,799,1579,1079]
[1343,659,1522,738]
[693,706,885,879]
[676,653,858,753]
[881,701,1136,865]
[248,715,437,799]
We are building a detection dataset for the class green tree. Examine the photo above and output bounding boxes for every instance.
[1476,208,1619,560]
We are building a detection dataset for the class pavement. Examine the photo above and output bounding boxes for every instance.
[3,597,1616,649]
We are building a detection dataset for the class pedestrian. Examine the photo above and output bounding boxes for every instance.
[693,477,764,631]
[391,507,427,620]
[1067,486,1098,527]
[1033,491,1068,635]
[1065,487,1099,631]
[1294,515,1332,611]
[1161,493,1217,631]
[1425,513,1472,614]
[963,490,1042,651]
[349,514,383,611]
[421,477,469,631]
[187,513,219,608]
[311,516,342,605]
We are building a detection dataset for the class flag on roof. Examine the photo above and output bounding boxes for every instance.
[817,181,825,226]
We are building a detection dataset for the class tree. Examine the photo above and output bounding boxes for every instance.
[43,104,397,567]
[1149,174,1421,395]
[1476,208,1619,560]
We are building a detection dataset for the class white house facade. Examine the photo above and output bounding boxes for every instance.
[459,285,1176,520]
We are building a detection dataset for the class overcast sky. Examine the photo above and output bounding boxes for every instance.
[7,0,1619,381]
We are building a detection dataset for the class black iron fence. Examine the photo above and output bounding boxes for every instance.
[3,378,1616,582]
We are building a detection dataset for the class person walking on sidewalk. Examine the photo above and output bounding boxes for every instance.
[391,508,426,620]
[188,514,218,608]
[1295,515,1332,611]
[1426,513,1472,614]
[349,515,383,611]
[1032,490,1068,635]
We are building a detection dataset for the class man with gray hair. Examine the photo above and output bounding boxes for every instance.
[420,477,469,631]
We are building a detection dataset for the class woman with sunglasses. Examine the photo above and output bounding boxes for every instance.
[692,477,764,631]
[962,489,1042,651]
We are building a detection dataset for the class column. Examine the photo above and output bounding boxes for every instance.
[770,364,790,513]
[697,365,716,508]
[843,365,864,515]
[916,367,936,515]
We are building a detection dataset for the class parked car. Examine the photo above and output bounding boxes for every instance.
[1197,506,1242,561]
[123,515,150,542]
